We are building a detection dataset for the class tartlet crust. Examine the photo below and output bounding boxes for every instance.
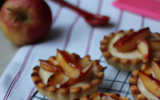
[129,64,154,100]
[31,58,104,100]
[100,30,160,71]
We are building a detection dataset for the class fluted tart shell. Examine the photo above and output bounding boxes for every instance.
[100,30,160,71]
[31,56,104,100]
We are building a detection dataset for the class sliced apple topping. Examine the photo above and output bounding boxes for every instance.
[39,67,55,84]
[148,40,160,51]
[82,63,92,73]
[78,55,91,71]
[56,49,82,79]
[39,49,98,89]
[48,71,69,88]
[78,95,89,100]
[39,60,61,73]
[153,59,160,81]
[137,38,150,62]
[89,92,101,100]
[60,64,93,88]
[88,92,120,100]
[71,53,81,62]
[102,93,120,100]
[48,56,59,65]
[77,55,103,74]
[138,70,160,98]
[73,93,122,100]
[113,27,151,52]
[143,67,153,76]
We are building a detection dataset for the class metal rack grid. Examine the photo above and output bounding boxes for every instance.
[30,55,133,100]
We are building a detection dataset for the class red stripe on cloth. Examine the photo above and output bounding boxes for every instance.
[3,45,35,100]
[97,0,103,15]
[27,87,36,100]
[63,0,80,51]
[52,6,62,25]
[85,0,102,55]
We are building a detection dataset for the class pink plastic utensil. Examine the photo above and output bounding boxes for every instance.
[52,0,110,26]
[113,0,160,21]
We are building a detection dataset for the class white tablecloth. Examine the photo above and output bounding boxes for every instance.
[1,0,160,100]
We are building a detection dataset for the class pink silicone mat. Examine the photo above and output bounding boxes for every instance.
[113,0,160,20]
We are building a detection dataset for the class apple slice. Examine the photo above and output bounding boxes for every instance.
[79,96,89,100]
[71,53,80,62]
[89,92,119,100]
[60,64,93,88]
[81,64,93,76]
[78,55,104,72]
[102,93,119,100]
[56,49,81,79]
[137,38,150,62]
[48,56,59,65]
[39,67,54,85]
[39,60,61,73]
[153,59,160,81]
[78,55,91,70]
[73,96,89,100]
[59,78,76,88]
[138,70,160,98]
[48,72,69,88]
[143,67,153,76]
[148,40,160,51]
[113,27,151,52]
[89,92,101,100]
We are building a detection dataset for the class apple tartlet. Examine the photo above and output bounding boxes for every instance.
[100,27,160,71]
[129,57,160,100]
[31,49,104,100]
[72,92,130,100]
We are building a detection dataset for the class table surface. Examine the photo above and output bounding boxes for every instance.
[0,30,20,77]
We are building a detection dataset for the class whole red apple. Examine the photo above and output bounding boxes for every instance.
[0,0,52,45]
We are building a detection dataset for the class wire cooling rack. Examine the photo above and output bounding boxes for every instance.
[30,55,133,100]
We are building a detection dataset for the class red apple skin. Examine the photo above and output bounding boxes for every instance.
[0,0,52,45]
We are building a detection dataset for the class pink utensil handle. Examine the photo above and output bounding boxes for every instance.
[113,0,160,20]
